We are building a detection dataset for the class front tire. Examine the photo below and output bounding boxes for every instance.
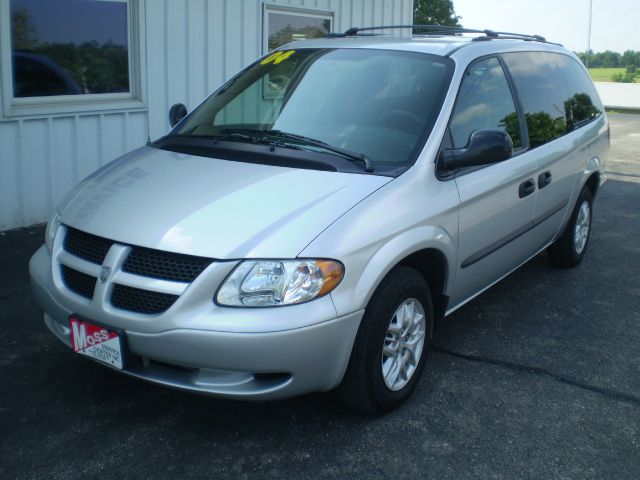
[547,187,593,268]
[337,266,433,415]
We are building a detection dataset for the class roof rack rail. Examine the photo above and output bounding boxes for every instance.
[336,25,561,46]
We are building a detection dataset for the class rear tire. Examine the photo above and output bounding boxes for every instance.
[547,187,593,268]
[337,266,433,415]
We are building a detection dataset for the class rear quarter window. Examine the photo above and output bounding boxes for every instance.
[502,52,602,148]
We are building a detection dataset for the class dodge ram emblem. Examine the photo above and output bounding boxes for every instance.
[99,266,112,284]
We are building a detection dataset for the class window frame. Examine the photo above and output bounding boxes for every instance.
[437,54,528,180]
[262,3,334,54]
[0,0,146,119]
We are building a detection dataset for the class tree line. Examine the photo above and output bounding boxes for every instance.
[575,50,640,69]
[575,51,639,83]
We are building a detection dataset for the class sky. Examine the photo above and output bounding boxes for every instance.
[453,0,639,53]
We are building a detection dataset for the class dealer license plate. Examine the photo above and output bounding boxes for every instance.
[69,317,124,369]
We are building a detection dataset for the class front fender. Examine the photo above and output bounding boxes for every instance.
[358,225,456,305]
[325,226,456,318]
[299,162,460,318]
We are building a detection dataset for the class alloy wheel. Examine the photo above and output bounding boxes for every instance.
[381,298,427,391]
[574,200,591,254]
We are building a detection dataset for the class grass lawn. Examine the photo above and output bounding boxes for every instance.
[589,67,633,82]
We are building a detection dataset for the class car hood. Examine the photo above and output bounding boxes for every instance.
[59,146,392,259]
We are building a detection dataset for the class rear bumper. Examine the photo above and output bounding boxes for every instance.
[30,245,363,400]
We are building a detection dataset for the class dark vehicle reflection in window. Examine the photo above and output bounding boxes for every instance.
[12,51,82,97]
[10,0,130,98]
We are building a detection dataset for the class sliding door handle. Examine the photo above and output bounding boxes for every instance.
[538,171,552,188]
[519,179,536,198]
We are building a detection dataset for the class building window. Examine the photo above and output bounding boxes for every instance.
[264,5,333,52]
[1,0,144,116]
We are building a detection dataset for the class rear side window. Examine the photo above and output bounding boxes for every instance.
[502,52,602,148]
[449,57,522,150]
[560,57,603,127]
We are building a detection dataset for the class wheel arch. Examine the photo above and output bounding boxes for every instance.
[339,226,455,326]
[397,248,449,327]
[584,171,601,199]
[582,152,604,200]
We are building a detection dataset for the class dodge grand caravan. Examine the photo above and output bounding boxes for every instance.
[30,26,608,414]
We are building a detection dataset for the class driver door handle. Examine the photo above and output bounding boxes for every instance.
[519,179,536,198]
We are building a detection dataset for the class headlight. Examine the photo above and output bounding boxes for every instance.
[216,259,344,307]
[45,212,61,251]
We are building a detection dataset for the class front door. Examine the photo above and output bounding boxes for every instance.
[447,57,540,307]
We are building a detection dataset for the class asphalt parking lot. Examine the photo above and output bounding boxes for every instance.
[1,114,639,479]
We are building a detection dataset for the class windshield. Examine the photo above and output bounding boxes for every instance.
[172,48,453,171]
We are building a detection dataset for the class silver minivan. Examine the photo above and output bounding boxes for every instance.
[30,26,608,414]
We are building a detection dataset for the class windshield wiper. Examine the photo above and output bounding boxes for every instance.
[220,128,374,172]
[168,132,299,149]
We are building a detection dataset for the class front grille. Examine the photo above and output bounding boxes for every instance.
[61,227,215,313]
[123,247,214,283]
[64,227,114,264]
[61,265,97,299]
[111,284,178,314]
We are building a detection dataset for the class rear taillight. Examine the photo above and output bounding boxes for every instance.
[607,124,611,147]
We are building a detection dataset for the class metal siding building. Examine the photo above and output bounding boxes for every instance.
[0,0,413,231]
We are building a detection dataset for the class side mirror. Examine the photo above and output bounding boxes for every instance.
[168,103,188,128]
[440,129,513,170]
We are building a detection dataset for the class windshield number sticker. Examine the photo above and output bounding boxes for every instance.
[260,50,296,66]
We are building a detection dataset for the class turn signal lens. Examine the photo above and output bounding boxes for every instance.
[317,260,344,297]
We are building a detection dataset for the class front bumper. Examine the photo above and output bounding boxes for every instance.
[30,245,363,400]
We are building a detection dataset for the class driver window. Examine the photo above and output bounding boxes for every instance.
[449,57,522,150]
